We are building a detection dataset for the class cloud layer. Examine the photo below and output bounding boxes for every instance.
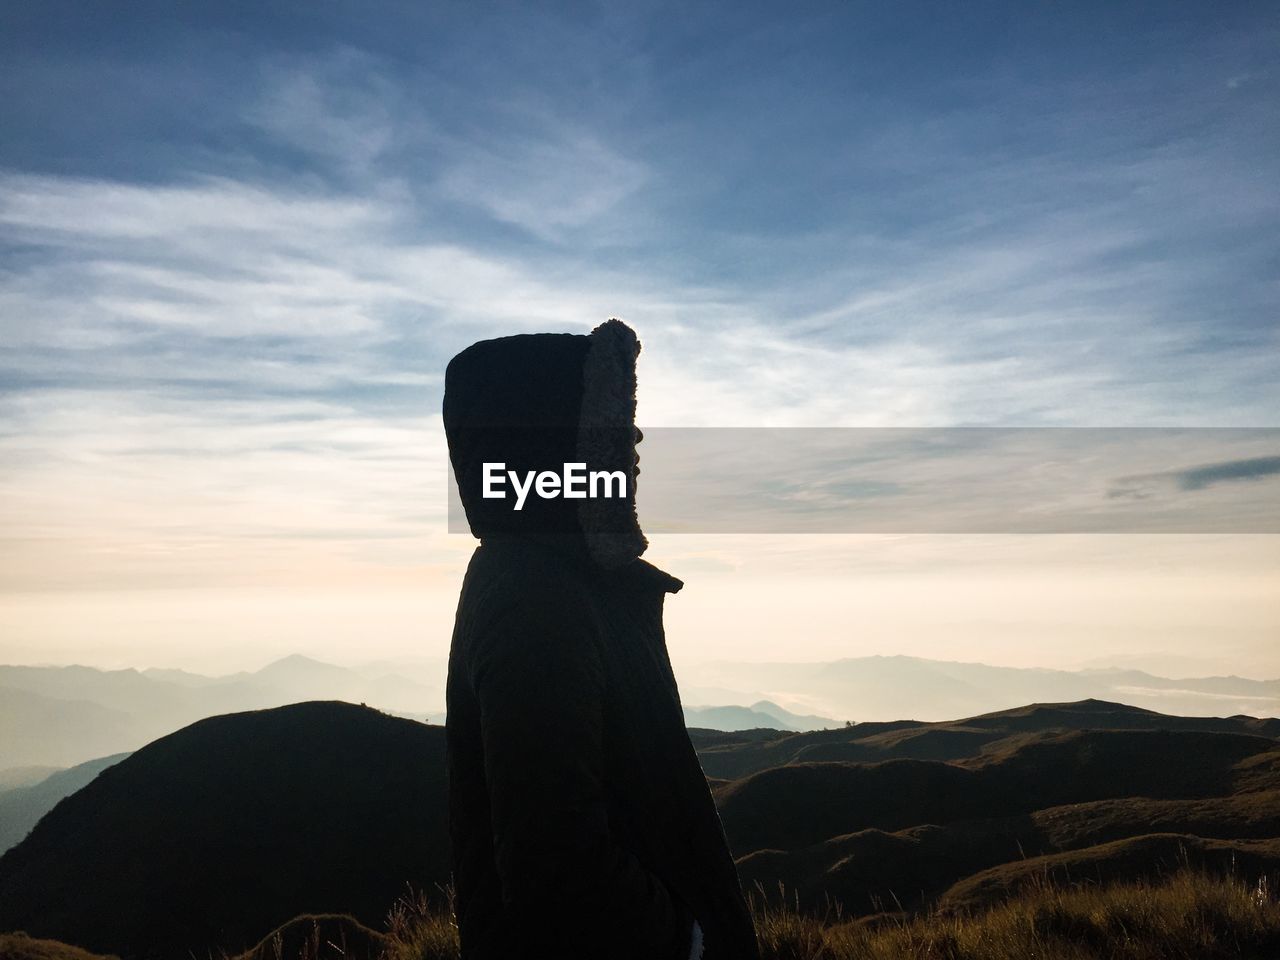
[1,3,1276,670]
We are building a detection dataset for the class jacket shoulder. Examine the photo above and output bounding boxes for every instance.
[469,539,594,602]
[459,541,600,650]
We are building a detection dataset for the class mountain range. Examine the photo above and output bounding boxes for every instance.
[1,696,1277,959]
[4,651,1279,774]
[0,654,445,770]
[678,654,1280,724]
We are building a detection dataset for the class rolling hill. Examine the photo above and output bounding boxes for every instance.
[735,788,1280,913]
[6,653,1279,771]
[693,698,1280,780]
[0,656,444,769]
[681,655,1280,723]
[1,697,1277,958]
[682,699,838,731]
[0,702,449,960]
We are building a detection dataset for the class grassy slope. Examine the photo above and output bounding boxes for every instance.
[0,702,450,960]
[0,932,120,960]
[5,698,1277,958]
[716,729,1278,854]
[15,868,1280,959]
[256,869,1280,960]
[695,700,1280,781]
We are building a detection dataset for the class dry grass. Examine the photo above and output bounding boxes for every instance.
[212,868,1280,960]
[752,870,1280,960]
[380,885,458,960]
[0,932,121,960]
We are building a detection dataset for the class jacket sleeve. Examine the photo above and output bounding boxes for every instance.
[469,584,697,958]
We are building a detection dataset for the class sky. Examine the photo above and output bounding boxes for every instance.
[1,2,1277,678]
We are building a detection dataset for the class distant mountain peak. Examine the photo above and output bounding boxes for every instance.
[255,654,346,675]
[260,653,329,667]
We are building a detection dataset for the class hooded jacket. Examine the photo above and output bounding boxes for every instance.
[443,319,760,960]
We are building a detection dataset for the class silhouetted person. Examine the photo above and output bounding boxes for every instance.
[443,319,760,959]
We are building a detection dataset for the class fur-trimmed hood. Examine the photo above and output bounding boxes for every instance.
[443,318,647,569]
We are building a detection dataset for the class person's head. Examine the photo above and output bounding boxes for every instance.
[443,319,646,568]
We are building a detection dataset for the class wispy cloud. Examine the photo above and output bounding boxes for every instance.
[244,48,402,178]
[435,124,648,241]
[1110,454,1280,500]
[0,6,1276,674]
[1176,456,1280,490]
